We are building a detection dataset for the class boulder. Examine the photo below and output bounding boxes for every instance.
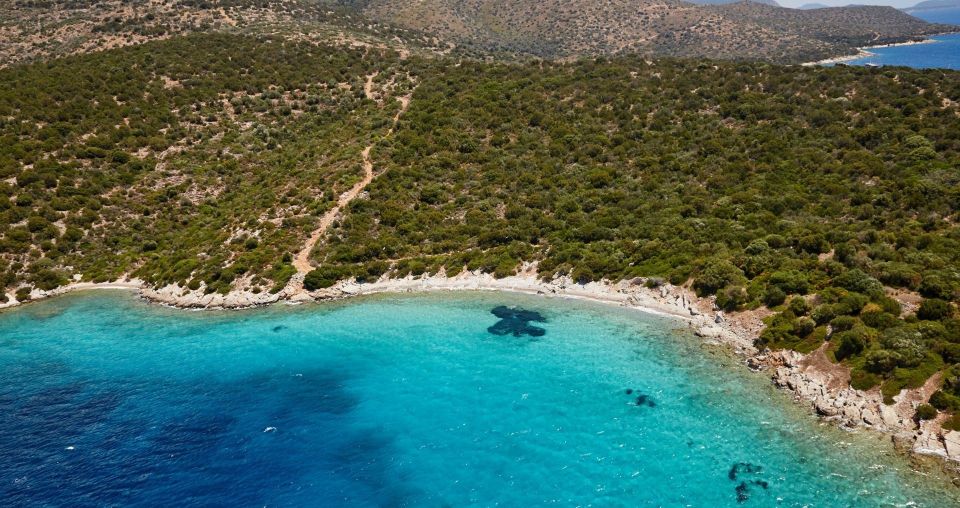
[880,404,900,428]
[944,431,960,459]
[861,407,881,427]
[814,399,839,417]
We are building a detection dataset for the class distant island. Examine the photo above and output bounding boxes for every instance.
[905,0,960,12]
[799,2,830,8]
[687,0,780,6]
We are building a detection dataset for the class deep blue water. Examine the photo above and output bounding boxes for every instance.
[1,291,959,506]
[844,9,960,70]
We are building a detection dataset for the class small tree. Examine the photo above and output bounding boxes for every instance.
[917,299,951,321]
[693,259,745,296]
[915,403,937,421]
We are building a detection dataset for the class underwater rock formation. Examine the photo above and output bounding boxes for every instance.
[487,306,546,337]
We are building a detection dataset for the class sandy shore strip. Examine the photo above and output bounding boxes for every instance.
[3,268,960,469]
[803,37,940,67]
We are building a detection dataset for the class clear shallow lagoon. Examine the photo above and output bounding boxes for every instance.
[843,9,960,70]
[1,291,958,507]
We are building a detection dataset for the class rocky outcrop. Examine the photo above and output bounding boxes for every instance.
[767,348,960,464]
[142,283,284,309]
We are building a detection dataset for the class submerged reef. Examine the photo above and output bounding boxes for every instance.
[625,388,656,407]
[487,306,546,337]
[728,462,768,503]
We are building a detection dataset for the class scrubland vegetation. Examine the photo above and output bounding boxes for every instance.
[0,33,409,296]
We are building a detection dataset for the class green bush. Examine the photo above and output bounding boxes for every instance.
[304,266,350,291]
[850,370,881,390]
[716,285,748,311]
[833,269,883,297]
[944,414,960,432]
[788,297,810,316]
[693,259,746,296]
[915,403,937,421]
[763,285,787,307]
[768,270,809,295]
[794,317,816,338]
[917,299,951,321]
[930,390,960,412]
[15,287,30,301]
[834,328,869,360]
[829,315,856,334]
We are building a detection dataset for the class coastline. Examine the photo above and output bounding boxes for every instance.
[4,268,960,470]
[802,37,940,67]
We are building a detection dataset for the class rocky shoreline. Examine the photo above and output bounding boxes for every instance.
[4,268,960,470]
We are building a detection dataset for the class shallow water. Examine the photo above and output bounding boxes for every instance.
[842,10,960,70]
[1,291,958,506]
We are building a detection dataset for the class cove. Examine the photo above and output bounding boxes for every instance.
[0,290,958,506]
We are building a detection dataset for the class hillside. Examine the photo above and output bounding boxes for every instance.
[0,0,443,68]
[0,33,417,295]
[704,3,946,48]
[356,0,955,62]
[2,0,953,65]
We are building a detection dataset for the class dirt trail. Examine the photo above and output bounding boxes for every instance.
[290,145,374,276]
[287,74,412,292]
[362,71,378,99]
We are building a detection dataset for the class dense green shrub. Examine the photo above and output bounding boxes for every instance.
[829,315,857,334]
[762,285,786,307]
[833,270,883,297]
[835,328,870,361]
[915,403,938,421]
[304,266,351,291]
[918,299,951,321]
[788,297,810,317]
[717,285,749,311]
[694,260,746,297]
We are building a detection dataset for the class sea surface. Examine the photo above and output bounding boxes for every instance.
[1,291,959,507]
[844,9,960,70]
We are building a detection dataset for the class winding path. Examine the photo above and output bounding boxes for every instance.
[286,72,412,294]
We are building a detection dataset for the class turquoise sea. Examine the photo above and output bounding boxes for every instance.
[844,9,960,70]
[1,290,959,506]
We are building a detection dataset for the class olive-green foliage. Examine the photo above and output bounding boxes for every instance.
[915,403,938,421]
[0,33,407,294]
[303,266,352,291]
[763,285,787,307]
[918,298,952,321]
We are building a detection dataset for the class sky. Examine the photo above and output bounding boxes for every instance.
[775,0,920,7]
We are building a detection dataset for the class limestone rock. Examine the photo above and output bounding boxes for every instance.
[861,407,881,427]
[814,399,839,417]
[880,404,901,428]
[945,431,960,459]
